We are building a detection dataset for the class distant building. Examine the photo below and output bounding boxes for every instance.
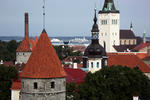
[83,8,108,73]
[98,0,142,52]
[19,29,66,100]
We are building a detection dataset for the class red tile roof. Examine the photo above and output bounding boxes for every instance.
[64,68,86,84]
[11,73,22,90]
[3,61,14,66]
[108,54,150,73]
[64,56,83,62]
[21,29,66,78]
[72,45,86,52]
[16,36,31,52]
[11,81,21,90]
[134,43,150,51]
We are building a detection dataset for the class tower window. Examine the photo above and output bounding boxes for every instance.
[22,82,24,88]
[101,20,107,25]
[102,33,103,36]
[91,62,93,68]
[97,62,99,68]
[34,82,38,89]
[51,82,55,89]
[112,19,117,24]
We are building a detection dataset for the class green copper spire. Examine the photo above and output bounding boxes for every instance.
[99,0,119,13]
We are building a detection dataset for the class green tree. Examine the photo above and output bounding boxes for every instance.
[79,65,150,100]
[66,83,80,100]
[0,40,19,61]
[0,64,18,100]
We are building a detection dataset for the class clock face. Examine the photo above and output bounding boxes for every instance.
[92,34,98,39]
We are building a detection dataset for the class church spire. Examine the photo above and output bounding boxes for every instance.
[99,0,119,13]
[91,8,99,40]
[130,22,133,31]
[91,8,99,33]
[143,29,146,43]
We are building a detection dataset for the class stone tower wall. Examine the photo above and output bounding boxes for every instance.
[98,13,120,52]
[20,78,66,100]
[16,52,31,64]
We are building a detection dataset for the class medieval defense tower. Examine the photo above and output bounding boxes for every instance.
[20,29,66,100]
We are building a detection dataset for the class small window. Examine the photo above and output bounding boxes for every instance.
[91,62,93,68]
[97,62,99,68]
[105,33,107,36]
[51,82,55,88]
[102,33,103,36]
[22,82,24,88]
[23,53,25,56]
[34,82,38,89]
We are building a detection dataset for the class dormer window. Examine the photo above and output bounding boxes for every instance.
[34,82,38,89]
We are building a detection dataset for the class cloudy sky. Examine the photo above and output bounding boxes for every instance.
[0,0,150,37]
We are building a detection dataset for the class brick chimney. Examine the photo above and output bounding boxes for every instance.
[25,13,29,39]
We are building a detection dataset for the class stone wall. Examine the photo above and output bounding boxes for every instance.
[20,78,66,100]
[16,52,31,64]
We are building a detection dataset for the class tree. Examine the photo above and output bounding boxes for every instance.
[0,64,18,100]
[79,65,150,100]
[0,40,19,61]
[66,83,80,100]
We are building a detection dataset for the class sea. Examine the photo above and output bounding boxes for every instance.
[0,36,91,46]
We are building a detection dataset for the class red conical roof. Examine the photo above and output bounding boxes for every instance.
[16,36,31,52]
[21,29,66,78]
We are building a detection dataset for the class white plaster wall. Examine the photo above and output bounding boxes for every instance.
[11,90,20,100]
[98,13,120,52]
[144,73,150,79]
[16,52,31,64]
[88,58,102,73]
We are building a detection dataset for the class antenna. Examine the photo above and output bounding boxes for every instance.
[43,0,46,29]
[94,1,97,9]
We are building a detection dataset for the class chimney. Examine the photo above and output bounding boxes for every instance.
[133,96,139,100]
[25,12,29,39]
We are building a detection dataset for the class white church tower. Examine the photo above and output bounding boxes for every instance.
[98,0,120,52]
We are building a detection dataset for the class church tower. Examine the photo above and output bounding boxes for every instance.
[83,8,108,73]
[20,29,66,100]
[98,0,120,52]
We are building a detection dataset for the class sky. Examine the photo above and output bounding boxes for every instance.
[0,0,150,37]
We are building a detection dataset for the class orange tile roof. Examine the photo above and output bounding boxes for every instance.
[134,43,150,50]
[16,36,31,52]
[29,38,36,50]
[108,54,150,73]
[11,81,21,90]
[21,29,66,78]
